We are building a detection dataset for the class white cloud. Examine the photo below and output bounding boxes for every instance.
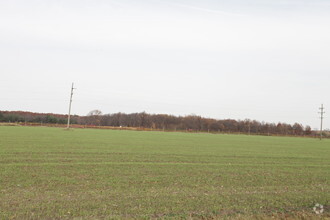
[0,0,329,128]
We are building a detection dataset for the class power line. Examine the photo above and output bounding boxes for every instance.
[67,83,76,129]
[319,104,325,140]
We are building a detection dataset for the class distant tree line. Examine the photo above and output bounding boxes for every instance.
[78,110,313,136]
[0,110,316,136]
[0,111,73,124]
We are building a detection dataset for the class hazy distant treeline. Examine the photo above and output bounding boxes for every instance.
[0,110,314,136]
[0,111,69,124]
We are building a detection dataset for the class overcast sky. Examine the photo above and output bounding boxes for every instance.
[0,0,329,129]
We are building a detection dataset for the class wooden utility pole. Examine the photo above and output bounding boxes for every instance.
[319,104,325,140]
[67,83,76,129]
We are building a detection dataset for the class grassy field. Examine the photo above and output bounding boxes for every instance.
[0,126,329,219]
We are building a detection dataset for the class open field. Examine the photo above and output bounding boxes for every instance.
[0,126,329,219]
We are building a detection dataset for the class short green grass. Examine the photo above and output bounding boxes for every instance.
[0,126,329,219]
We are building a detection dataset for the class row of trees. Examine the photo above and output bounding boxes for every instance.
[0,111,73,124]
[0,110,314,136]
[78,110,311,136]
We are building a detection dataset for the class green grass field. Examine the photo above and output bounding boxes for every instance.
[0,126,329,219]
